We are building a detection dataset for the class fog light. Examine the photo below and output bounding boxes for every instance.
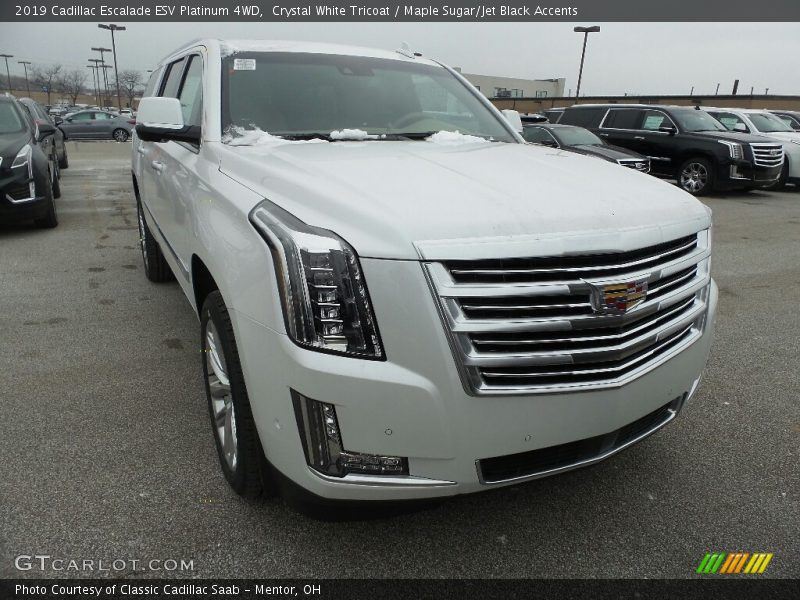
[729,165,745,179]
[292,390,409,477]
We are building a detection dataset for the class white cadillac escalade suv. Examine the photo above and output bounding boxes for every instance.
[132,39,717,510]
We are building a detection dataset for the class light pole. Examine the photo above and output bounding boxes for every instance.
[0,54,13,94]
[18,60,31,96]
[88,61,102,105]
[91,47,112,105]
[98,23,126,111]
[573,26,600,99]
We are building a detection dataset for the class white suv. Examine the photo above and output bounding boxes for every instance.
[705,107,800,189]
[132,39,717,511]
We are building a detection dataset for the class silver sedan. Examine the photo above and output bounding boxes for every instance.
[57,110,135,142]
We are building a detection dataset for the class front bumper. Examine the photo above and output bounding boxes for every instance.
[719,159,782,189]
[0,169,49,223]
[232,260,718,502]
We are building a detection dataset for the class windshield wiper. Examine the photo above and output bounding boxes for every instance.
[274,132,335,141]
[383,131,439,140]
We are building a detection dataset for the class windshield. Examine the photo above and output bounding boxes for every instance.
[0,102,26,135]
[554,127,603,146]
[220,52,515,142]
[748,112,794,133]
[671,109,727,132]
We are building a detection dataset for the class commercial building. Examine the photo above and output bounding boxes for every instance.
[453,68,566,99]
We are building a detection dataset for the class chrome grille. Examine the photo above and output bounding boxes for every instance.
[425,231,711,395]
[750,143,784,168]
[617,158,650,173]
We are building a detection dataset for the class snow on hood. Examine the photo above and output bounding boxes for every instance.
[426,131,491,145]
[222,126,328,146]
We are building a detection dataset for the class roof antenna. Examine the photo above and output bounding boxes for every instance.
[396,42,416,59]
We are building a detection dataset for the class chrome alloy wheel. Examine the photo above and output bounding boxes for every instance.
[680,162,708,193]
[205,320,238,471]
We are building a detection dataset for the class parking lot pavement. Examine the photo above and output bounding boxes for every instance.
[0,142,798,579]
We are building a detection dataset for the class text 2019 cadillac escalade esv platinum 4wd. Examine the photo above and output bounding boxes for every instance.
[132,40,717,509]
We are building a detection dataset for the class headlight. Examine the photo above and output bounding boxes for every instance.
[250,200,383,359]
[718,140,743,160]
[11,144,32,169]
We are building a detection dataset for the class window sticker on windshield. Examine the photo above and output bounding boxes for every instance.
[233,59,256,70]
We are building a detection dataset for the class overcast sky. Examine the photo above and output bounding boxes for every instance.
[2,22,799,96]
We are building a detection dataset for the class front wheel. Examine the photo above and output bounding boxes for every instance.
[33,174,57,229]
[678,157,714,196]
[201,291,273,498]
[58,144,69,169]
[113,128,129,142]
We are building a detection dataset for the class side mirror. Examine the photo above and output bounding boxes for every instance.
[501,109,523,133]
[733,123,748,133]
[54,117,63,125]
[658,125,677,135]
[135,97,200,144]
[37,122,56,142]
[539,139,558,148]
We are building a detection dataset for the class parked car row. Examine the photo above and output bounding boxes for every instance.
[56,109,136,142]
[534,103,796,195]
[0,95,62,228]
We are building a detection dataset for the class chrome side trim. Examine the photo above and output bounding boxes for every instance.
[309,468,456,487]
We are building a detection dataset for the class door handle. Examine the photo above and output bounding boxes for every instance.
[634,136,645,140]
[150,160,164,173]
[599,133,609,137]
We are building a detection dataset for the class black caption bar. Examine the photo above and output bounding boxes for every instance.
[2,0,800,22]
[2,579,800,600]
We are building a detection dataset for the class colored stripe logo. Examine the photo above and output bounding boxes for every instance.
[696,552,773,574]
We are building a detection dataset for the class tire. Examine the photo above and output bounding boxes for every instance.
[58,144,69,170]
[113,128,129,142]
[767,158,790,191]
[201,290,273,498]
[678,157,715,196]
[33,174,58,229]
[51,157,61,199]
[136,198,174,282]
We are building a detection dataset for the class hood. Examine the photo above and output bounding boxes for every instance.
[755,131,800,144]
[691,130,770,144]
[565,143,644,162]
[0,131,30,163]
[217,140,710,261]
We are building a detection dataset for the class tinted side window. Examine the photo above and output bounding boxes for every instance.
[523,127,556,145]
[71,112,93,121]
[603,109,643,130]
[178,55,203,128]
[160,57,187,98]
[559,107,607,128]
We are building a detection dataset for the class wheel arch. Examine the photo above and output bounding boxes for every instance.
[192,255,219,317]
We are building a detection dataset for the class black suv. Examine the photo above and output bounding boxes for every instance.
[0,96,59,228]
[559,104,784,195]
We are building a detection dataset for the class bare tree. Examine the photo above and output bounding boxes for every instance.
[58,69,88,105]
[118,69,144,108]
[31,64,62,105]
